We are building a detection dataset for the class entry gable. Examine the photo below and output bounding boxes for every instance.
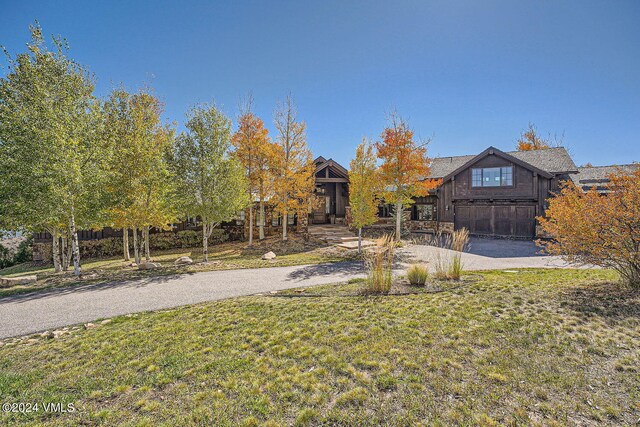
[314,157,349,182]
[441,146,553,182]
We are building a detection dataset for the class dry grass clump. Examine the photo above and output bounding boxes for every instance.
[363,235,395,294]
[430,228,470,280]
[407,263,428,286]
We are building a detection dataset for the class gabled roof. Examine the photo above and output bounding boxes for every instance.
[314,156,349,179]
[429,146,577,179]
[438,146,554,181]
[570,164,639,192]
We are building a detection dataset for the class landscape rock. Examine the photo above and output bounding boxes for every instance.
[262,251,277,260]
[84,323,97,329]
[174,256,194,266]
[40,331,54,339]
[53,330,68,338]
[0,275,37,287]
[138,262,162,270]
[100,319,112,325]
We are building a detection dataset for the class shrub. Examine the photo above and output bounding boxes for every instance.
[539,168,640,288]
[407,263,428,286]
[363,234,395,294]
[36,229,230,260]
[0,235,32,269]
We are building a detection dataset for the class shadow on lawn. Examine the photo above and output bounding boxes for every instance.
[560,282,640,322]
[0,271,194,304]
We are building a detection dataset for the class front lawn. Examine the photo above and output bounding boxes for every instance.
[0,235,356,297]
[1,269,638,426]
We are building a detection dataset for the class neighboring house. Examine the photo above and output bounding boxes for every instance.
[570,164,639,193]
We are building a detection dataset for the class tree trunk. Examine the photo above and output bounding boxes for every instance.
[202,221,209,263]
[123,228,130,261]
[69,207,81,276]
[282,203,288,241]
[60,235,69,271]
[358,227,362,253]
[143,226,150,261]
[52,229,62,273]
[133,226,140,265]
[248,206,254,246]
[258,200,265,240]
[395,201,403,241]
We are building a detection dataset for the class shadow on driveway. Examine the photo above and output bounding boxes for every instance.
[286,261,365,280]
[465,237,548,258]
[0,272,193,305]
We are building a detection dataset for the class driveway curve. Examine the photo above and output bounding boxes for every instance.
[0,245,587,339]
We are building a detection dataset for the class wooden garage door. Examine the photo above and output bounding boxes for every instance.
[454,204,535,238]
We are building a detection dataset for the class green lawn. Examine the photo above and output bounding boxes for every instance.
[1,269,638,426]
[0,236,356,297]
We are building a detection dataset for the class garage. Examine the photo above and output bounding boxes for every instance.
[454,203,536,238]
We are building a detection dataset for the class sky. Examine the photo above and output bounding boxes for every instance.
[1,0,639,167]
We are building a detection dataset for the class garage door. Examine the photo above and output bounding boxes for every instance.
[454,204,535,238]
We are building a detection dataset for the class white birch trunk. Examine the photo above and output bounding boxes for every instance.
[202,220,209,263]
[248,205,254,246]
[258,200,265,240]
[123,228,130,261]
[143,226,150,261]
[60,235,69,271]
[52,229,62,273]
[69,208,81,276]
[395,201,403,241]
[282,197,288,241]
[133,226,140,265]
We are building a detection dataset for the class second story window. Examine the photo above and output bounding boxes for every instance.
[472,166,513,187]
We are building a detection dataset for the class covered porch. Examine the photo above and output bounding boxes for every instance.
[312,156,350,224]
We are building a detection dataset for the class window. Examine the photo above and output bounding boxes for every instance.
[272,213,280,227]
[287,213,295,225]
[235,210,245,225]
[414,204,435,221]
[471,166,513,187]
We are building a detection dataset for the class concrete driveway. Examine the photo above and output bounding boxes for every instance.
[0,242,585,339]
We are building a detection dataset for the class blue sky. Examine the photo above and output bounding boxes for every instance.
[1,0,639,167]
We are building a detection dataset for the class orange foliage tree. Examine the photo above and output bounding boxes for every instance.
[376,113,440,239]
[516,122,560,151]
[538,168,640,287]
[232,104,277,244]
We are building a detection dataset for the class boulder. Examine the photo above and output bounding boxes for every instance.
[40,331,54,339]
[262,251,277,260]
[84,323,97,329]
[0,275,37,287]
[174,256,194,266]
[138,262,161,270]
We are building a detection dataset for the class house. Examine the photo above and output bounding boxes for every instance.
[570,164,639,193]
[351,146,579,239]
[419,146,578,238]
[30,147,634,253]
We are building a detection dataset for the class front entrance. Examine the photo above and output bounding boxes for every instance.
[454,203,536,238]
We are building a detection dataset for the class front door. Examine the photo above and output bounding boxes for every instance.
[311,196,328,224]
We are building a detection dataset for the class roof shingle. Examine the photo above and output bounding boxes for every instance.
[428,147,577,178]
